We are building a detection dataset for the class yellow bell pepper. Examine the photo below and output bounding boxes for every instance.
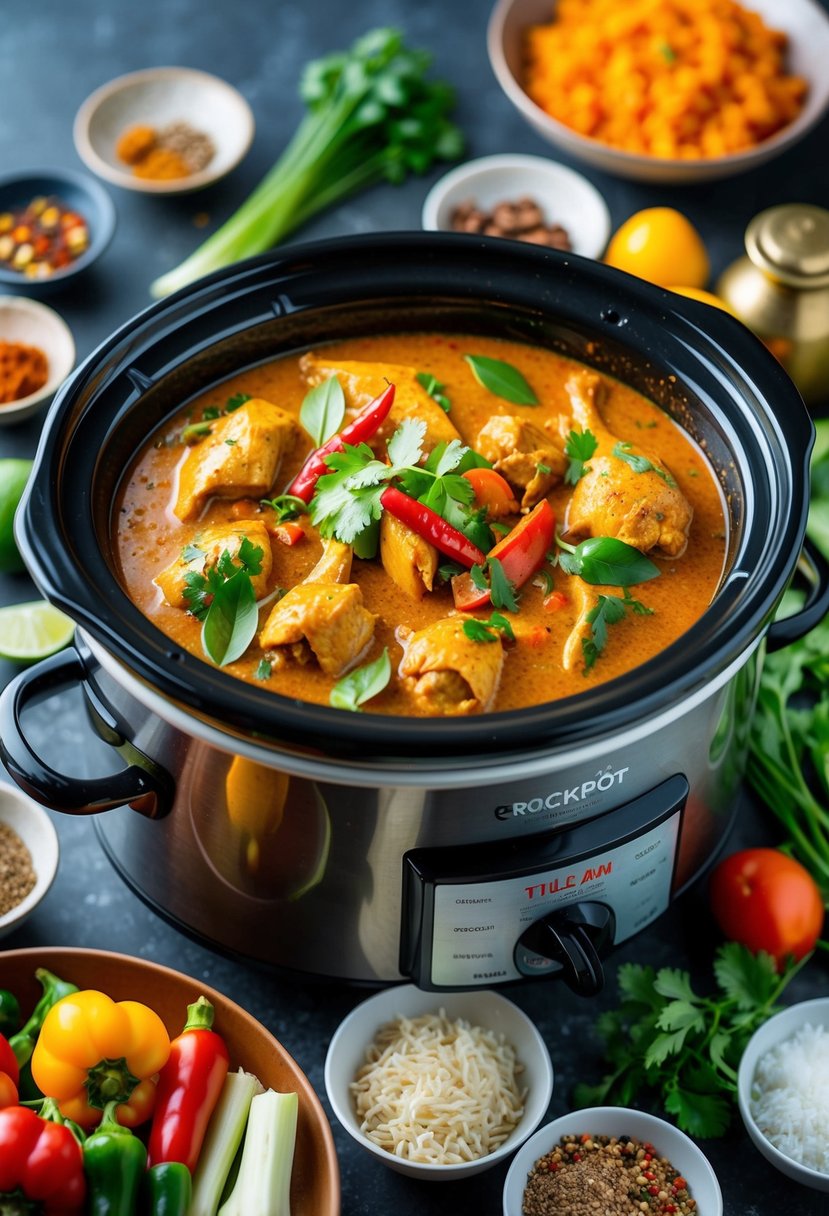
[31,989,171,1129]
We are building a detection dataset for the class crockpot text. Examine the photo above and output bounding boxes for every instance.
[494,767,630,820]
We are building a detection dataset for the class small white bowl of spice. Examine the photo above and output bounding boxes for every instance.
[738,997,829,1191]
[324,983,553,1180]
[503,1106,722,1216]
[421,153,611,260]
[74,67,255,195]
[0,782,59,938]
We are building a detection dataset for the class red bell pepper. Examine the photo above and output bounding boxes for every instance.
[0,1105,86,1213]
[288,382,396,503]
[147,996,230,1173]
[380,485,487,569]
[452,499,556,611]
[0,1034,19,1110]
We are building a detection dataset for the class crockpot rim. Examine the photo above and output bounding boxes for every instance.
[16,231,812,760]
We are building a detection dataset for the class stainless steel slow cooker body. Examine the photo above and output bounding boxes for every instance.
[3,234,824,988]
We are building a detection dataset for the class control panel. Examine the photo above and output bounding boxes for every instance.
[400,774,687,991]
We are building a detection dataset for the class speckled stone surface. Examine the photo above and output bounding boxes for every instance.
[1,2,828,1214]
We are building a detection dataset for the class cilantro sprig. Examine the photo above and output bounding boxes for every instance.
[462,612,515,644]
[573,943,808,1138]
[564,428,598,485]
[309,418,493,550]
[182,537,264,666]
[613,440,678,488]
[582,588,653,671]
[469,557,519,612]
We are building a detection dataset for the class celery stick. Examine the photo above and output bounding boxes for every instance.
[217,1090,298,1216]
[189,1069,263,1216]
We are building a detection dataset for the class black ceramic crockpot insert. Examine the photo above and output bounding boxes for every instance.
[17,233,812,759]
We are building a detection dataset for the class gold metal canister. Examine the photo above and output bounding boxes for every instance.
[717,204,829,405]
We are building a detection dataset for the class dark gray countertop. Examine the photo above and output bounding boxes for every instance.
[2,2,829,1213]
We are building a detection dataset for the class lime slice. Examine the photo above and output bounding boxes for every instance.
[0,459,33,573]
[0,600,75,662]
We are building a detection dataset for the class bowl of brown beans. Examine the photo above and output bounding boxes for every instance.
[502,1106,722,1216]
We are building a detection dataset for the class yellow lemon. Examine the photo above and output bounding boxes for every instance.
[605,207,710,289]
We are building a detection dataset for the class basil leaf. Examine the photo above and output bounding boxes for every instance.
[613,441,677,488]
[560,537,661,587]
[464,355,539,406]
[329,647,391,711]
[300,376,346,445]
[202,570,259,666]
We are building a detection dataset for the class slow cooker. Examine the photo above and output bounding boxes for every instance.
[2,234,826,993]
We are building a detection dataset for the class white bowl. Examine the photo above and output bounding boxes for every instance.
[73,67,255,195]
[0,782,59,937]
[488,0,829,183]
[0,297,75,426]
[738,997,829,1191]
[421,153,610,260]
[503,1106,723,1216]
[324,984,553,1180]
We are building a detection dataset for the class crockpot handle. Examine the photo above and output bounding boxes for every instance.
[0,646,173,819]
[766,537,829,652]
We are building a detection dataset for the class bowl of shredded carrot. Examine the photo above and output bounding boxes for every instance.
[0,297,75,427]
[488,0,829,182]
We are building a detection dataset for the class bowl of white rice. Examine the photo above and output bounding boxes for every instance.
[323,984,554,1180]
[738,997,829,1191]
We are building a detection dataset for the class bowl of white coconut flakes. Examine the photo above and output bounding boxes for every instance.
[738,997,829,1191]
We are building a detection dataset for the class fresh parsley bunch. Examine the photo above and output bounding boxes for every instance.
[574,943,806,1138]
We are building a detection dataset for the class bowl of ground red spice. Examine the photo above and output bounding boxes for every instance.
[503,1106,722,1216]
[0,782,59,939]
[74,67,255,195]
[0,296,75,427]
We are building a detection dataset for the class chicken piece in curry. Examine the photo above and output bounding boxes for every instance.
[115,334,726,717]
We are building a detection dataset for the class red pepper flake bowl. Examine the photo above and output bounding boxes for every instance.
[0,946,340,1216]
[0,169,115,292]
[502,1106,722,1216]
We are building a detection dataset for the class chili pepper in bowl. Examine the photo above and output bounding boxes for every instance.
[9,967,77,1070]
[287,382,396,502]
[83,1099,147,1216]
[0,1103,86,1213]
[31,989,170,1129]
[148,995,230,1172]
[0,989,21,1037]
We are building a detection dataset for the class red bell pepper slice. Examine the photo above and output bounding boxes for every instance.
[452,499,556,611]
[288,383,396,503]
[0,1105,86,1212]
[147,996,230,1173]
[380,485,486,569]
[0,1035,19,1088]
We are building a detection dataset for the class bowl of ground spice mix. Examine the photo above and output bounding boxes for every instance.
[503,1106,722,1216]
[74,67,255,195]
[0,782,59,939]
[0,296,75,427]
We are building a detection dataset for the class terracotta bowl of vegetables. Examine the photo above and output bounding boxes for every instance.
[0,947,340,1216]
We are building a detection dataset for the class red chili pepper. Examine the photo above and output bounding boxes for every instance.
[0,1105,86,1213]
[288,383,396,503]
[147,996,230,1173]
[271,520,305,546]
[452,499,556,611]
[380,485,486,568]
[543,590,568,612]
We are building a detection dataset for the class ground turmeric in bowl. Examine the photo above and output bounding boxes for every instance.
[523,0,808,159]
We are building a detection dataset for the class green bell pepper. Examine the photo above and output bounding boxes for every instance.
[0,989,21,1037]
[84,1100,147,1216]
[144,1162,193,1216]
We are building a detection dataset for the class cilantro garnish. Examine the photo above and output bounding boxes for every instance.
[462,612,516,644]
[564,428,598,485]
[573,943,807,1138]
[260,494,308,523]
[226,392,252,412]
[613,441,677,487]
[309,418,493,550]
[182,537,264,666]
[416,371,452,413]
[469,556,519,613]
[582,587,653,672]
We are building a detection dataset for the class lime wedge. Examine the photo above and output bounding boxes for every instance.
[0,458,33,573]
[0,601,75,662]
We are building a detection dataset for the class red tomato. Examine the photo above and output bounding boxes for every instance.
[709,848,824,965]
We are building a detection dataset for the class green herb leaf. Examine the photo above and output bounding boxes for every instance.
[564,429,598,485]
[300,376,346,445]
[416,371,451,412]
[225,438,238,446]
[582,588,653,671]
[180,421,213,444]
[613,441,677,488]
[226,392,251,412]
[260,494,309,522]
[558,536,661,587]
[487,557,519,612]
[387,416,426,468]
[203,570,259,666]
[464,355,539,406]
[255,659,272,680]
[713,943,779,1011]
[329,647,391,711]
[462,611,516,644]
